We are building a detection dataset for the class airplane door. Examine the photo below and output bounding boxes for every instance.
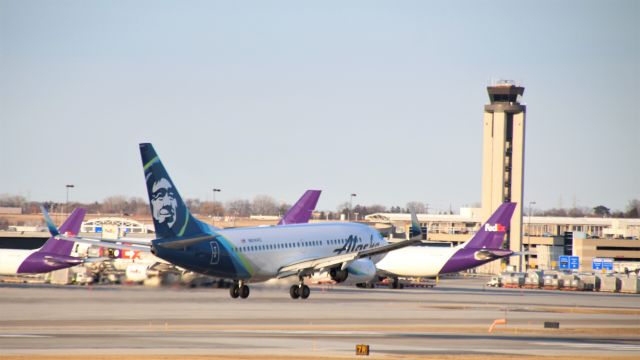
[209,241,220,265]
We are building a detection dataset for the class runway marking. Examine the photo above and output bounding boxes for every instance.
[532,341,640,352]
[0,334,51,338]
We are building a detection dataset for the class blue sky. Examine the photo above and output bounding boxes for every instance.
[1,1,638,213]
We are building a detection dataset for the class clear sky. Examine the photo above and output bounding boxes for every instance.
[1,1,638,213]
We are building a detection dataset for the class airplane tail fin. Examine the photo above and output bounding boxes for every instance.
[277,190,321,225]
[139,143,209,239]
[463,203,516,249]
[409,208,423,239]
[40,207,86,255]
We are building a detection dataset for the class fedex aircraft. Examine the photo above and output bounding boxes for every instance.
[375,202,516,288]
[0,208,87,275]
[67,143,418,299]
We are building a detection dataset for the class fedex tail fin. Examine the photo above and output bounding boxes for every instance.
[463,203,516,249]
[278,190,321,225]
[139,143,209,239]
[409,208,423,239]
[39,207,86,255]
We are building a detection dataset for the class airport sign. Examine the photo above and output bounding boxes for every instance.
[559,255,579,270]
[592,257,613,271]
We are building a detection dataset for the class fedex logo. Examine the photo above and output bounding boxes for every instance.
[484,224,506,232]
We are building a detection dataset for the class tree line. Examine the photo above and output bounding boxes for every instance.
[1,194,638,219]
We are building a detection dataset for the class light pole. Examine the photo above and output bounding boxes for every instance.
[527,201,536,270]
[349,193,357,221]
[65,184,75,215]
[212,188,221,218]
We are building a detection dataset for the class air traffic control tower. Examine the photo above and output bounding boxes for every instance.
[481,81,526,271]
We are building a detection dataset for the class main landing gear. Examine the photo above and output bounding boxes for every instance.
[230,281,250,299]
[289,277,310,300]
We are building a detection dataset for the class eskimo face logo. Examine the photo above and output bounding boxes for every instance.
[484,223,506,232]
[151,177,178,228]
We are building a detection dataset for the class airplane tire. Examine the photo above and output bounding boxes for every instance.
[301,285,310,299]
[389,277,399,289]
[289,285,300,299]
[240,285,250,299]
[230,286,240,299]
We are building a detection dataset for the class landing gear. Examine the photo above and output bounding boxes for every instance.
[230,286,240,298]
[240,284,250,298]
[290,277,311,300]
[230,281,250,299]
[389,277,402,289]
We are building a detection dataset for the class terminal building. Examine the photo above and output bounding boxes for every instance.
[365,210,640,273]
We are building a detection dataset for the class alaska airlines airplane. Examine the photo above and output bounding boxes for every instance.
[67,143,418,299]
[0,208,87,275]
[375,203,516,288]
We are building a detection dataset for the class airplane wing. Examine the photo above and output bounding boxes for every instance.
[276,238,421,279]
[54,234,152,253]
[68,235,153,247]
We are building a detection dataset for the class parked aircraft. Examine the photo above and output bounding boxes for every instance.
[374,203,516,288]
[0,208,88,275]
[66,143,418,299]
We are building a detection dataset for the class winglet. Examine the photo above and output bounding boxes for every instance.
[278,190,321,225]
[41,205,60,237]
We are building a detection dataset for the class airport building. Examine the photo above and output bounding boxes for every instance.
[365,210,640,273]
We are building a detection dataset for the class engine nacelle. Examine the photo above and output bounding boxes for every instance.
[329,258,377,285]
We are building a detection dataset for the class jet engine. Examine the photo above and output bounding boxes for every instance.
[328,258,377,285]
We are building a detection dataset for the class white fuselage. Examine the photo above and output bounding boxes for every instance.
[174,222,387,282]
[375,244,460,277]
[226,223,385,281]
[0,249,36,275]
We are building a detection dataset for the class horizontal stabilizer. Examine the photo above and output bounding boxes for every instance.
[43,254,84,266]
[55,235,151,253]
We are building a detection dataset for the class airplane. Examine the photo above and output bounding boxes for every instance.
[0,208,88,275]
[374,202,517,288]
[76,189,323,284]
[63,143,419,299]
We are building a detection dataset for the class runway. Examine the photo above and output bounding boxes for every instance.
[1,278,639,358]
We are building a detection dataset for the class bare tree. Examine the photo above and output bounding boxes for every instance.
[251,195,278,216]
[406,201,427,213]
[0,194,26,208]
[226,199,251,217]
[626,199,640,218]
[101,196,128,214]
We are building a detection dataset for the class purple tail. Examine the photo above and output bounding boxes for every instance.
[278,190,321,225]
[464,203,516,249]
[40,208,87,255]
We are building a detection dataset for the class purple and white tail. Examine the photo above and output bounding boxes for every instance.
[40,208,87,255]
[463,203,516,249]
